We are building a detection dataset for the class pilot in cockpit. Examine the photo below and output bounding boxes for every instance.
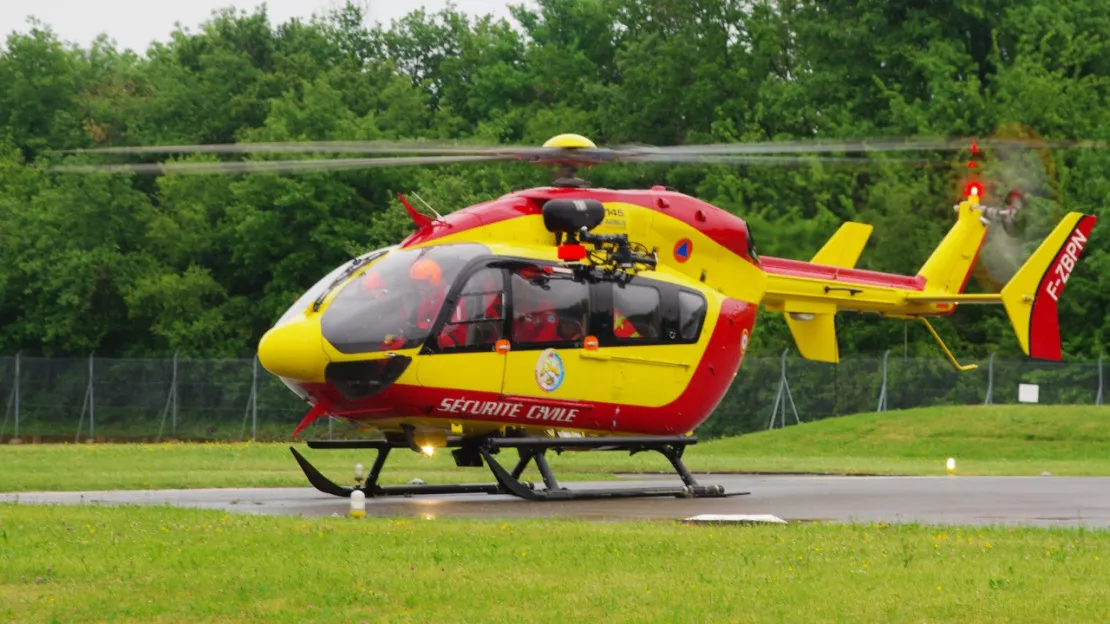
[355,256,448,350]
[409,257,448,331]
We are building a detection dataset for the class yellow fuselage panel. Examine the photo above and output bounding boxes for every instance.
[404,199,765,305]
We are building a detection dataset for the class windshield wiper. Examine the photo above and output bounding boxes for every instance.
[312,250,388,311]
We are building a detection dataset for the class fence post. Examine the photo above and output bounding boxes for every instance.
[251,356,258,441]
[983,352,994,405]
[1098,355,1104,406]
[172,352,179,435]
[157,355,178,442]
[13,351,20,442]
[89,352,95,440]
[767,348,800,429]
[876,349,889,412]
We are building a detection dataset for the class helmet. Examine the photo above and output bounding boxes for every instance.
[360,271,384,291]
[410,258,442,285]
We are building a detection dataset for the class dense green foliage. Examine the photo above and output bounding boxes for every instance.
[2,0,1110,359]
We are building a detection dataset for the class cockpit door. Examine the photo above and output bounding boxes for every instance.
[415,265,508,399]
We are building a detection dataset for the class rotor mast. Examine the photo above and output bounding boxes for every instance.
[541,133,595,188]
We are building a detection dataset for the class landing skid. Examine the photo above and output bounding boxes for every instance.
[289,435,747,501]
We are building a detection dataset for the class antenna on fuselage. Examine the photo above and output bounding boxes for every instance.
[411,193,443,220]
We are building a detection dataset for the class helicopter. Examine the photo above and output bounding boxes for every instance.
[54,133,1098,501]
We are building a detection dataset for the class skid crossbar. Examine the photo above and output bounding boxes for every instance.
[291,434,745,502]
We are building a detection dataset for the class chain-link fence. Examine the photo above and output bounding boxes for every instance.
[0,351,1104,443]
[697,350,1105,438]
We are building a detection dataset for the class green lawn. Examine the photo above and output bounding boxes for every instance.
[683,403,1110,476]
[3,405,1110,493]
[1,505,1107,623]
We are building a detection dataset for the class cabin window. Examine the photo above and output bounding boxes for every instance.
[612,283,661,340]
[509,268,589,346]
[678,290,707,341]
[436,267,505,349]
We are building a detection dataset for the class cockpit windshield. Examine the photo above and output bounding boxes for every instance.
[274,246,394,329]
[320,243,490,354]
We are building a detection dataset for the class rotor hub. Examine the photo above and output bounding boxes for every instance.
[542,134,597,149]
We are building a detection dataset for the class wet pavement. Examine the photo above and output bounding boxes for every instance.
[5,474,1110,527]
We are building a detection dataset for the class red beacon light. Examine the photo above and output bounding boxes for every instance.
[557,243,588,261]
[965,182,983,199]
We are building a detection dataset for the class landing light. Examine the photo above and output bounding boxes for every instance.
[421,445,436,457]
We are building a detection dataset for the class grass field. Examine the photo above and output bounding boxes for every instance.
[4,406,1110,622]
[3,405,1110,492]
[1,504,1107,623]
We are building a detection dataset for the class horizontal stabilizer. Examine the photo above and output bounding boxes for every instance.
[903,293,1002,304]
[1001,212,1097,361]
[784,311,839,363]
[811,222,873,268]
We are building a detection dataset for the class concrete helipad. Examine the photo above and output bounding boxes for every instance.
[5,474,1110,527]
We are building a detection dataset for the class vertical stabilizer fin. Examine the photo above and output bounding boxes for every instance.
[1000,212,1097,361]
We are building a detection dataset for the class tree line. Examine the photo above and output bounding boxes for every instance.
[2,0,1109,362]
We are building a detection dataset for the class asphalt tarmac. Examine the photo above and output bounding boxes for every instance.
[4,474,1110,527]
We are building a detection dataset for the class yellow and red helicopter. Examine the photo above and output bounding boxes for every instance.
[57,134,1097,500]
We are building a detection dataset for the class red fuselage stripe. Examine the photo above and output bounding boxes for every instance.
[400,187,757,267]
[760,256,926,290]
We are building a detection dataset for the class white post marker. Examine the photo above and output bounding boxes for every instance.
[946,457,956,475]
[355,463,365,483]
[349,490,366,518]
[1018,383,1040,403]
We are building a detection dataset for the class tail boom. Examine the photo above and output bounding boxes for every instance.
[761,260,929,364]
[758,206,1097,365]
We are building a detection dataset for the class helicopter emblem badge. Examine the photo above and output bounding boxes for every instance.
[535,349,566,392]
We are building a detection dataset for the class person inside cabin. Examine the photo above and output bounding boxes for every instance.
[359,269,407,350]
[468,272,504,345]
[409,257,447,331]
[360,269,386,294]
[513,300,561,343]
[511,273,588,344]
[436,268,504,348]
[511,270,561,344]
[357,256,449,350]
[555,313,585,341]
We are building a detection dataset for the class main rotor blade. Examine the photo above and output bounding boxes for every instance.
[60,141,553,156]
[58,136,1104,161]
[626,153,948,166]
[47,154,513,175]
[614,137,1100,156]
[47,152,954,175]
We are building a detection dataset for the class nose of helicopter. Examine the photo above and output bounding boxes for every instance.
[257,315,328,382]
